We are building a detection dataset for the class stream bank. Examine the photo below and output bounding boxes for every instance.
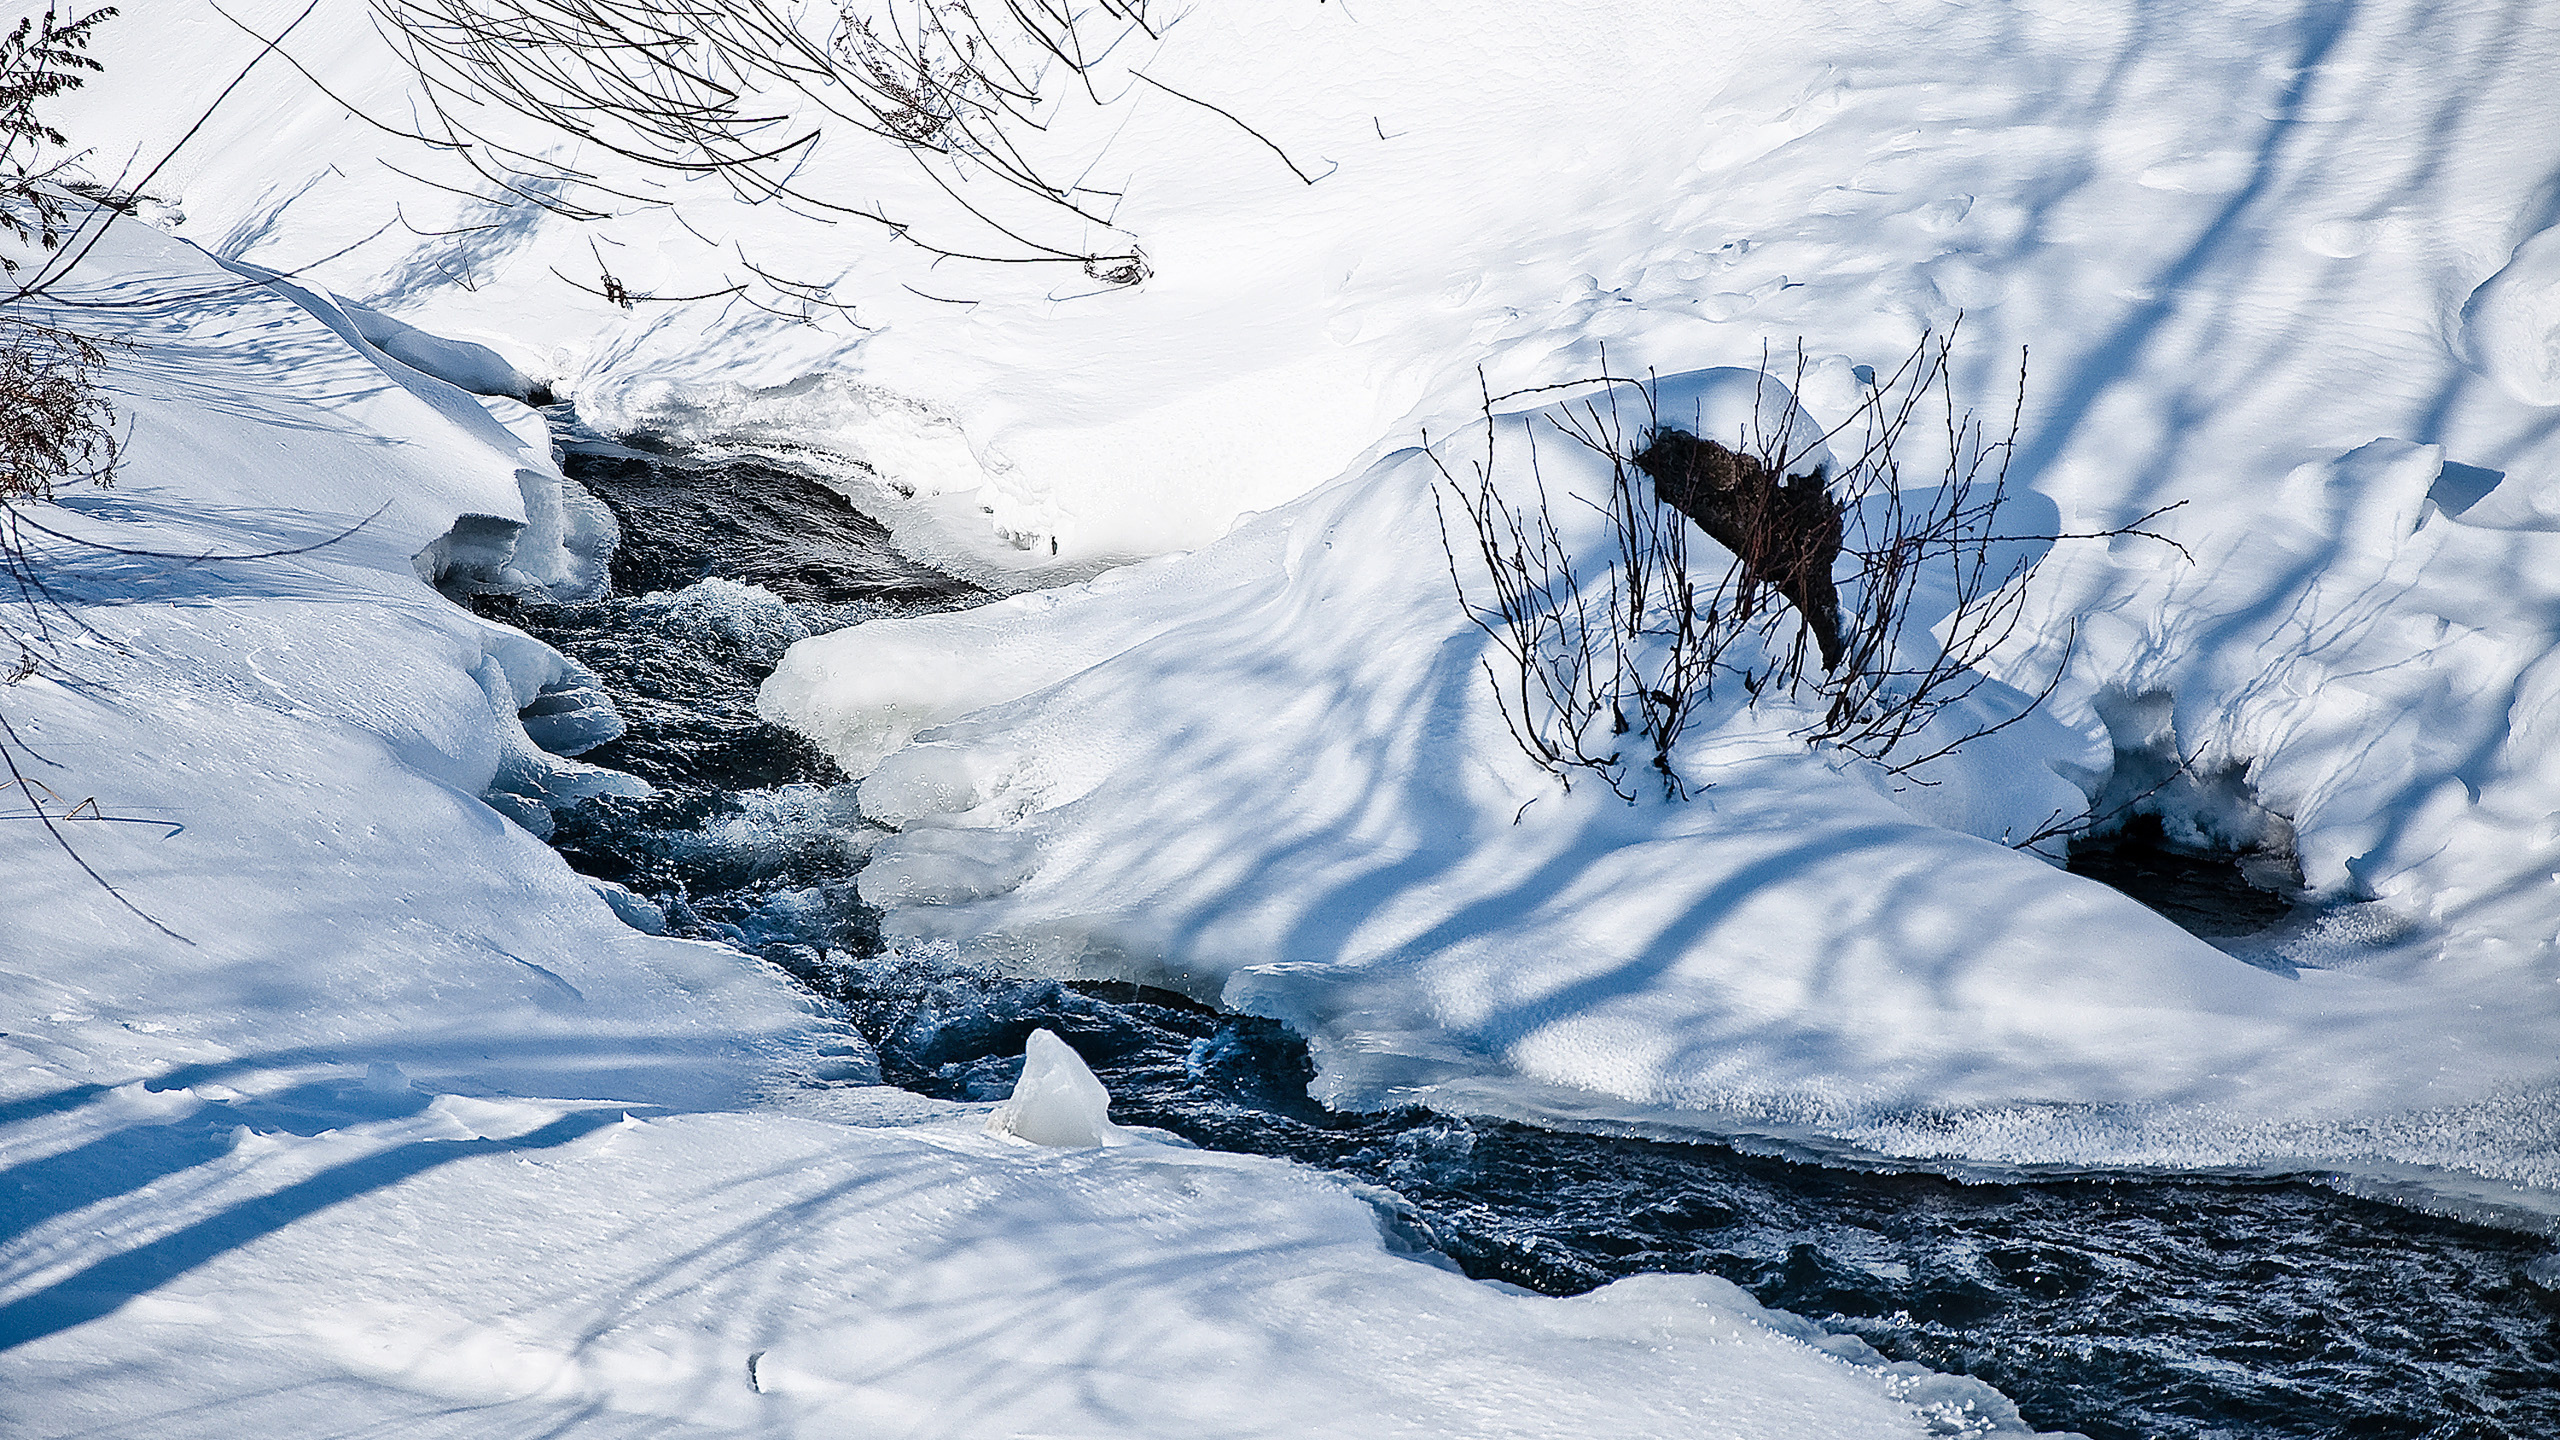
[481,440,2560,1440]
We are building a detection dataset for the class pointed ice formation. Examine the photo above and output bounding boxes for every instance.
[990,1029,1124,1148]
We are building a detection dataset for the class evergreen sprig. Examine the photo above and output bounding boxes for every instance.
[1,6,118,262]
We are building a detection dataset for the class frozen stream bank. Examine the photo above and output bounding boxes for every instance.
[487,441,2560,1440]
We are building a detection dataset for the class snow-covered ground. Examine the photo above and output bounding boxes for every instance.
[0,222,2038,1435]
[75,0,2557,1213]
[14,0,2560,1425]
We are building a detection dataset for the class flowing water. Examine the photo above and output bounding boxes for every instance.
[486,442,2560,1440]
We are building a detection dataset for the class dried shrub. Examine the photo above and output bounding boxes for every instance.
[837,0,1006,149]
[1434,332,2181,803]
[0,316,117,501]
[369,0,1160,302]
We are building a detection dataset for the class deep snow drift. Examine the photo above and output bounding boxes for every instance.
[0,218,2042,1434]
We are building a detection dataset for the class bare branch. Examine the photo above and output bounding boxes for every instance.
[1436,331,2191,808]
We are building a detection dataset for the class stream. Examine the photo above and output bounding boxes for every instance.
[482,438,2560,1440]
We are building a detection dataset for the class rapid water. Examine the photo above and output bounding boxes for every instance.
[488,442,2560,1440]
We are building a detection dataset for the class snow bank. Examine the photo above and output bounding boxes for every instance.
[987,1027,1136,1147]
[735,0,2560,1215]
[0,219,812,1111]
[44,0,2560,1235]
[0,219,2050,1438]
[764,384,2560,1214]
[1,1097,2037,1438]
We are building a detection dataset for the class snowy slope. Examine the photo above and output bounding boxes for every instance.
[766,385,2560,1214]
[726,0,2560,1215]
[0,221,2048,1436]
[45,0,2560,1212]
[3,1098,2032,1438]
[0,219,815,1113]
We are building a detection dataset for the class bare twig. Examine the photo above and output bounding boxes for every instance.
[1130,69,1332,185]
[364,0,1190,301]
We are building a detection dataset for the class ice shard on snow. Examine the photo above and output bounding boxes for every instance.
[991,1028,1121,1148]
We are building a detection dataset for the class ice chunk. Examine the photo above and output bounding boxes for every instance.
[989,1029,1123,1148]
[2528,1251,2560,1292]
[808,1029,884,1085]
[586,879,668,935]
[518,673,624,757]
[859,826,1040,906]
[411,512,527,600]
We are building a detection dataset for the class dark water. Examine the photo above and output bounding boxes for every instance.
[491,447,2560,1440]
[2064,814,2295,941]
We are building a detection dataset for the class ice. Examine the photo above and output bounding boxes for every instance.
[341,298,546,402]
[861,824,1044,908]
[802,1024,885,1086]
[470,646,648,836]
[988,1028,1126,1148]
[585,879,669,935]
[2529,1251,2560,1292]
[689,783,875,863]
[763,553,1220,776]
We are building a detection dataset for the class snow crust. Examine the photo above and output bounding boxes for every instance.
[1,218,2046,1437]
[3,1099,2036,1438]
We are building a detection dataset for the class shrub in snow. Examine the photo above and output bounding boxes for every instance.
[1436,331,2181,800]
[1,4,119,515]
[0,315,113,508]
[0,4,112,269]
[3,3,121,685]
[372,0,1156,307]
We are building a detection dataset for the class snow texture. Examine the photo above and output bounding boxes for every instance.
[18,0,2560,1424]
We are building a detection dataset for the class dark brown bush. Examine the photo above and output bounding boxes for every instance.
[0,318,116,501]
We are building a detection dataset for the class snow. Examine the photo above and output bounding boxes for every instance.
[2465,222,2560,407]
[709,1,2560,1214]
[0,219,811,1108]
[3,1096,2035,1438]
[43,0,2560,1216]
[18,0,2560,1424]
[0,193,2046,1439]
[766,406,2560,1213]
